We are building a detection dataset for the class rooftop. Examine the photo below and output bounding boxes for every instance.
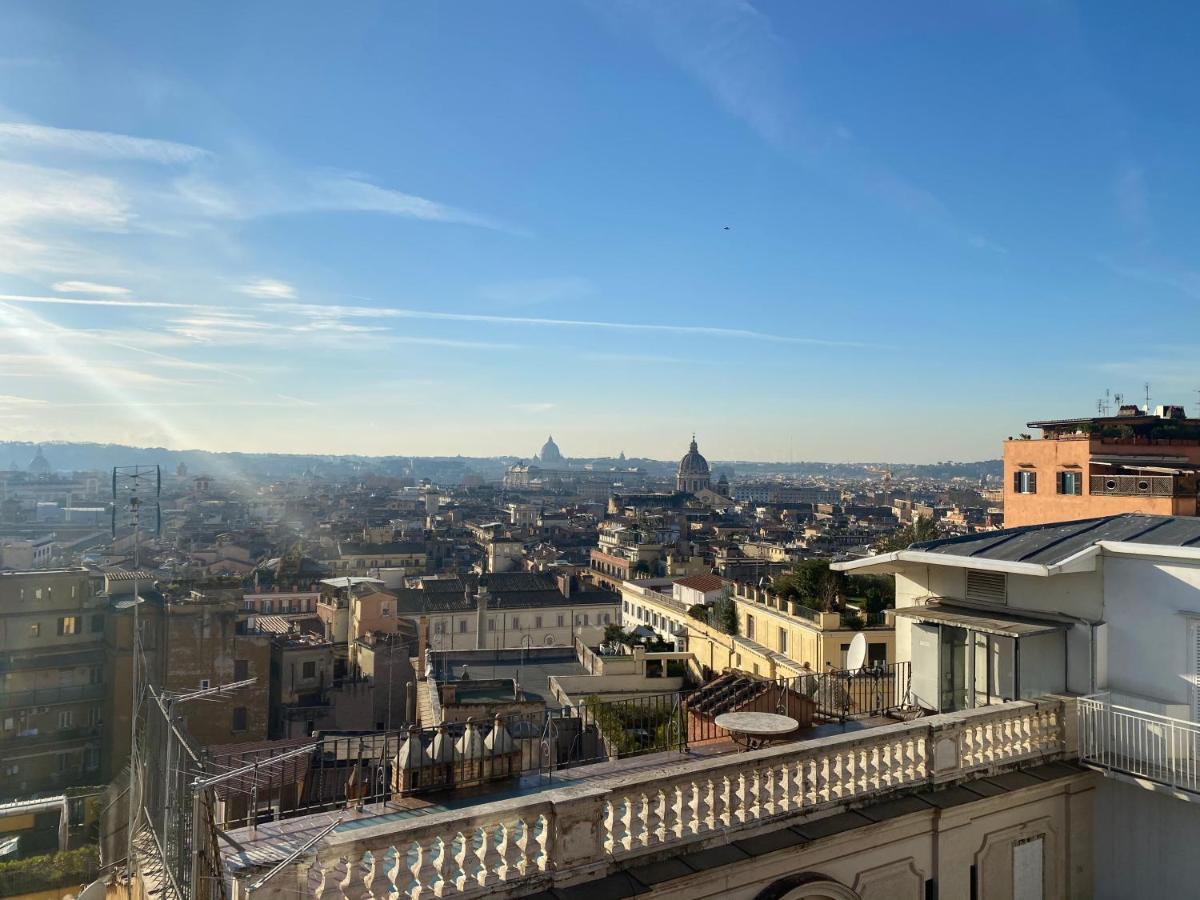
[909,513,1200,566]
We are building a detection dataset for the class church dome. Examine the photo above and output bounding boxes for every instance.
[677,437,709,477]
[540,435,564,465]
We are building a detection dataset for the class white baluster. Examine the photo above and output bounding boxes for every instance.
[459,830,484,889]
[478,825,503,886]
[320,857,347,900]
[662,784,682,842]
[306,859,325,899]
[648,792,667,849]
[413,838,445,899]
[341,851,370,900]
[444,834,466,893]
[692,779,711,835]
[529,815,550,872]
[610,796,631,852]
[509,819,528,876]
[712,776,730,829]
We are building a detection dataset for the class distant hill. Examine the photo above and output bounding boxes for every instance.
[0,441,1001,485]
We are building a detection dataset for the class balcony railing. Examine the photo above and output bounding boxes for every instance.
[1078,692,1200,793]
[234,699,1066,900]
[0,682,105,710]
[1089,474,1179,497]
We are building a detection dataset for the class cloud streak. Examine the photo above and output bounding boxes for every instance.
[267,301,864,346]
[0,122,210,164]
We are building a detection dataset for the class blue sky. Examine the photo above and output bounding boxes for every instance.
[0,2,1196,462]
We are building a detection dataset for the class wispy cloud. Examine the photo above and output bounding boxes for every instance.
[52,280,130,296]
[0,292,202,310]
[236,278,296,300]
[597,0,1000,253]
[512,402,556,414]
[0,160,130,229]
[0,122,209,164]
[479,276,594,307]
[266,301,864,346]
[601,0,792,147]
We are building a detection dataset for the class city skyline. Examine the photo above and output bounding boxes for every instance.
[3,2,1200,461]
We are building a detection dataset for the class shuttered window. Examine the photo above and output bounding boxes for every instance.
[1192,622,1200,722]
[966,570,1007,604]
[1013,471,1037,494]
[1056,471,1082,495]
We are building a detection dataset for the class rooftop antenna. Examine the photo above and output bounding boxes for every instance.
[1145,382,1152,413]
[112,464,160,881]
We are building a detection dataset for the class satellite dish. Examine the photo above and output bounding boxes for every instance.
[846,632,867,672]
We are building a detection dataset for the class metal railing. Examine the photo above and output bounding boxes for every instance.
[1089,474,1177,497]
[0,682,105,710]
[1078,692,1200,793]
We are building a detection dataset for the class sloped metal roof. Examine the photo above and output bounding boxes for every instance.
[910,514,1200,566]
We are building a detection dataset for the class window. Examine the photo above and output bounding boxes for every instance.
[58,710,74,729]
[302,661,316,679]
[583,614,589,626]
[1012,470,1037,494]
[3,764,17,776]
[200,679,210,690]
[382,605,391,617]
[1056,470,1082,495]
[458,619,467,634]
[232,707,248,732]
[57,753,72,772]
[868,643,887,666]
[57,617,79,636]
[535,616,543,629]
[746,615,755,641]
[512,616,521,629]
[434,621,444,634]
[29,622,39,637]
[91,615,104,633]
[557,615,564,627]
[234,659,249,681]
[778,628,788,654]
[487,618,495,632]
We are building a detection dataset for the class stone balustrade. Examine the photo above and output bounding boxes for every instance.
[239,698,1067,900]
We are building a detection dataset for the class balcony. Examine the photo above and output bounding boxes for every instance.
[1078,692,1200,796]
[229,698,1067,900]
[0,682,105,710]
[0,725,102,750]
[1089,474,1179,497]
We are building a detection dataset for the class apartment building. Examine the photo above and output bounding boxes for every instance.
[0,569,105,799]
[1004,404,1200,526]
[620,575,895,677]
[835,512,1200,897]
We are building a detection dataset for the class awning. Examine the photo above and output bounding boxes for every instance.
[893,602,1069,638]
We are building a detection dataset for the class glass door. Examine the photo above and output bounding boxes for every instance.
[939,625,969,712]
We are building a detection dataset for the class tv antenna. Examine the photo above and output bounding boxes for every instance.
[112,464,160,880]
[1145,382,1152,413]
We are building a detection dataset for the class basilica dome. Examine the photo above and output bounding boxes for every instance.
[539,435,564,465]
[676,436,711,493]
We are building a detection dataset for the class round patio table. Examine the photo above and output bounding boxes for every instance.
[714,711,799,751]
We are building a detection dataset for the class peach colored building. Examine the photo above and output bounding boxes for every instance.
[1004,405,1200,527]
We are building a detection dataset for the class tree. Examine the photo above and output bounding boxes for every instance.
[709,588,739,636]
[775,558,845,611]
[876,515,941,553]
[632,559,652,576]
[603,623,629,646]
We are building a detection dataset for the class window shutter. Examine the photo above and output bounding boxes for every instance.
[1013,472,1021,492]
[1029,472,1037,493]
[1193,623,1200,722]
[1056,472,1064,494]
